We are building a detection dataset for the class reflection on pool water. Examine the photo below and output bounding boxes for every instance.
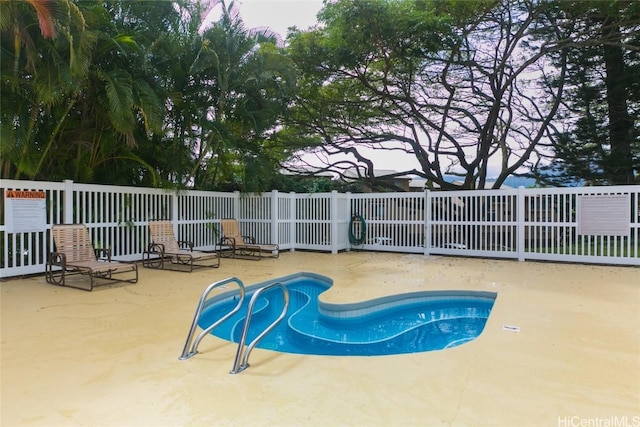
[198,273,497,356]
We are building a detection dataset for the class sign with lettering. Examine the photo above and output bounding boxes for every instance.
[577,194,630,236]
[4,190,47,233]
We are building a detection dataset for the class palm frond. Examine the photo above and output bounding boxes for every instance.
[98,68,135,135]
[133,79,165,134]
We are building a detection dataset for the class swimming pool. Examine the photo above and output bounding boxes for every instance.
[198,272,496,356]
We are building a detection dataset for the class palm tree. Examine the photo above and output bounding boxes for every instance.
[0,0,88,179]
[1,0,165,183]
[1,0,296,189]
[176,0,297,191]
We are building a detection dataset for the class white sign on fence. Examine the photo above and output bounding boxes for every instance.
[4,190,47,234]
[577,194,630,236]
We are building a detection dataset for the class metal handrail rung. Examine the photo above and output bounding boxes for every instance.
[179,277,245,360]
[230,282,290,374]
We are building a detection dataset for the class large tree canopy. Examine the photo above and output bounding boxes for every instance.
[283,0,639,189]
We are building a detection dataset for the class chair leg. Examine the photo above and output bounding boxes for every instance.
[46,265,66,286]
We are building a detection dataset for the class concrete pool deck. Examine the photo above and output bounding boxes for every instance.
[1,252,638,426]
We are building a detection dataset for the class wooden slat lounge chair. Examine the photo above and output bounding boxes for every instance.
[143,220,220,272]
[220,218,279,260]
[46,224,138,291]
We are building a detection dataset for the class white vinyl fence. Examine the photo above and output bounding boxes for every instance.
[1,179,638,277]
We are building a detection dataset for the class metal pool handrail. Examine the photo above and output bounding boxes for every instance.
[230,282,290,374]
[179,277,246,360]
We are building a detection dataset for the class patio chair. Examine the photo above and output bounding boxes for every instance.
[219,218,279,260]
[46,224,138,291]
[143,220,220,272]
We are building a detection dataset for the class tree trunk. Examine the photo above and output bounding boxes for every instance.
[602,12,635,184]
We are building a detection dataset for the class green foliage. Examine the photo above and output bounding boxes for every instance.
[1,0,167,184]
[1,0,295,192]
[283,0,639,189]
[536,0,640,185]
[3,0,636,190]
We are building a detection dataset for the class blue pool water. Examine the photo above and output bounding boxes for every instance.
[198,273,496,356]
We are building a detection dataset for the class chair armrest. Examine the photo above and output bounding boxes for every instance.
[94,247,112,261]
[221,237,237,246]
[177,240,194,251]
[147,242,165,255]
[48,252,66,267]
[243,235,256,244]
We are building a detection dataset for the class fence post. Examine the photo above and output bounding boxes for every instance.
[271,190,279,246]
[517,186,525,261]
[290,192,296,252]
[331,190,339,254]
[345,192,352,252]
[63,179,74,224]
[171,190,179,237]
[424,189,431,256]
[233,191,240,219]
